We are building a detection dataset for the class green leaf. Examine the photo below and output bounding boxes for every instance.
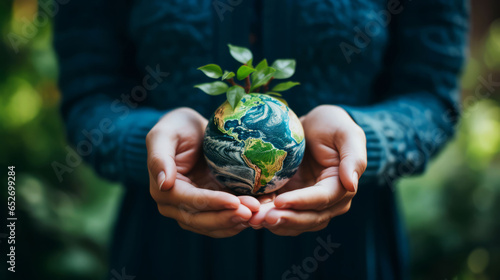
[228,44,253,65]
[247,58,253,68]
[272,81,300,92]
[271,59,296,79]
[197,64,223,79]
[264,92,282,97]
[194,81,228,96]
[222,71,235,80]
[250,67,276,92]
[236,65,256,80]
[226,86,246,109]
[255,59,268,71]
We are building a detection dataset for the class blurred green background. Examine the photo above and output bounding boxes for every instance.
[0,0,499,279]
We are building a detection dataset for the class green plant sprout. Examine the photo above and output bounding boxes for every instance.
[194,44,300,109]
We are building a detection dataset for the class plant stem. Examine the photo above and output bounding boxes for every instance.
[245,76,251,94]
[227,78,245,89]
[227,78,237,86]
[263,77,274,92]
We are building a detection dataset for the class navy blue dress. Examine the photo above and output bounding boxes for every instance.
[54,0,468,279]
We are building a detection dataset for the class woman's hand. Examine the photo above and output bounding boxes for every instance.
[147,108,259,238]
[249,105,367,236]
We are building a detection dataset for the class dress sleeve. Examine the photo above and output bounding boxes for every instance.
[342,0,469,186]
[54,0,164,187]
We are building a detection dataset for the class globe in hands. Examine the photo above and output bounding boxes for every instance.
[203,94,305,195]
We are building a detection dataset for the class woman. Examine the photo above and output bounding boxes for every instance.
[54,0,468,279]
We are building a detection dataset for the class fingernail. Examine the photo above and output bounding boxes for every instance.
[225,203,239,210]
[157,171,166,191]
[277,203,289,209]
[240,223,249,228]
[352,171,359,192]
[231,216,245,223]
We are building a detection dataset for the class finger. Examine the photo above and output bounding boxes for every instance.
[248,201,275,229]
[238,196,260,212]
[308,221,330,232]
[266,221,330,237]
[274,175,347,210]
[146,129,178,191]
[262,208,330,232]
[263,198,352,233]
[336,125,367,192]
[178,222,249,238]
[151,179,240,211]
[160,204,252,231]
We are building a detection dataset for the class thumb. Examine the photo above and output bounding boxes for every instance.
[146,131,178,191]
[337,129,367,193]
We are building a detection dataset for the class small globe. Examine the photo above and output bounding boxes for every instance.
[203,93,305,195]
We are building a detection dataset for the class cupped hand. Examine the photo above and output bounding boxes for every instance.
[147,108,260,238]
[249,105,367,236]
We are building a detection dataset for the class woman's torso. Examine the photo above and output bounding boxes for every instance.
[126,0,390,117]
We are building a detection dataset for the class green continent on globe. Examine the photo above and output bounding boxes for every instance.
[242,138,287,193]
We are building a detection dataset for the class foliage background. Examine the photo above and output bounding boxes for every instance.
[0,1,499,279]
